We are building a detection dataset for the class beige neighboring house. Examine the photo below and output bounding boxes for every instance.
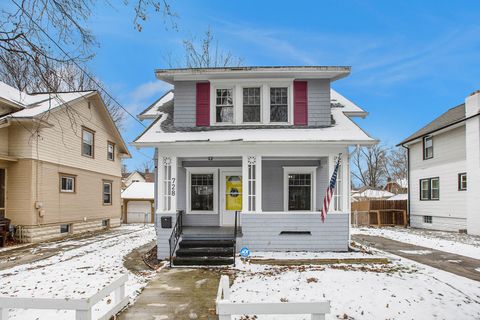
[122,169,154,190]
[0,82,130,242]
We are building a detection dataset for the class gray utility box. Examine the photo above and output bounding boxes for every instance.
[161,216,172,228]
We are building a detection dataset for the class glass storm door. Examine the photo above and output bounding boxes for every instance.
[221,171,242,226]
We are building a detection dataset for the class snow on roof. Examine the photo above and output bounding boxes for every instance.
[388,193,408,201]
[0,81,95,120]
[331,88,367,116]
[138,90,174,120]
[352,188,395,199]
[133,106,375,145]
[121,182,154,200]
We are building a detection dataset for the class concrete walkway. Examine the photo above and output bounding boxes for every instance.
[353,234,480,282]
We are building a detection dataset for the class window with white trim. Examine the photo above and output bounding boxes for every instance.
[216,88,234,123]
[458,173,467,191]
[243,87,261,123]
[188,170,217,213]
[162,157,173,211]
[60,175,75,193]
[103,181,112,205]
[82,127,94,157]
[270,87,289,122]
[284,167,316,211]
[332,161,343,211]
[247,156,256,211]
[107,141,115,161]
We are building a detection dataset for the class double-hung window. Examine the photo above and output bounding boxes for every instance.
[103,181,112,205]
[420,177,439,200]
[60,175,75,193]
[107,141,115,161]
[82,127,94,157]
[284,167,316,211]
[458,173,467,191]
[270,87,289,122]
[216,88,234,123]
[423,136,433,159]
[243,87,261,122]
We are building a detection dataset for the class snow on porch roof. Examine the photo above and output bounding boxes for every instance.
[121,182,154,200]
[132,107,376,146]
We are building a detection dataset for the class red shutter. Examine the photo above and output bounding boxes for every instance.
[293,80,308,125]
[196,82,210,126]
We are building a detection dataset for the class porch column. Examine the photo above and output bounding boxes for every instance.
[157,155,177,213]
[341,152,350,213]
[242,155,262,213]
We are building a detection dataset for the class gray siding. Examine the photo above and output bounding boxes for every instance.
[173,81,196,127]
[307,79,331,126]
[262,158,328,211]
[240,213,349,251]
[155,212,177,259]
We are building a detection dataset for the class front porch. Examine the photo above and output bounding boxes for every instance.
[154,144,351,262]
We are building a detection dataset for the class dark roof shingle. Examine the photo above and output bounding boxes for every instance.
[398,103,466,145]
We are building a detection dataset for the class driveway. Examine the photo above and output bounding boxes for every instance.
[353,234,480,282]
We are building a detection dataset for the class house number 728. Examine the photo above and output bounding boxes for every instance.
[171,178,176,196]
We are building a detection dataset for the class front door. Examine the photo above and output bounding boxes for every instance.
[220,170,242,226]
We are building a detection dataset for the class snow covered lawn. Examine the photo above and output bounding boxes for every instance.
[231,253,480,319]
[352,227,480,259]
[0,224,156,319]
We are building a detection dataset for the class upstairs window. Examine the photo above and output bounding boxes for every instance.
[270,87,288,122]
[420,177,439,200]
[103,181,112,205]
[458,173,467,191]
[423,136,433,159]
[82,127,94,158]
[243,87,261,122]
[107,141,115,161]
[216,88,234,123]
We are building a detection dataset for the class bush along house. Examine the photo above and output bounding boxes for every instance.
[133,66,376,265]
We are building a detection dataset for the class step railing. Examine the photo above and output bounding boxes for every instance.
[216,275,330,320]
[168,210,184,267]
[0,274,128,320]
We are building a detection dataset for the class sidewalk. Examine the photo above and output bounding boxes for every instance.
[352,234,480,281]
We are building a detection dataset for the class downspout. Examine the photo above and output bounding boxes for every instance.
[401,144,411,227]
[153,148,158,225]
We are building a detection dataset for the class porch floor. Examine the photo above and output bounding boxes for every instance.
[182,226,242,240]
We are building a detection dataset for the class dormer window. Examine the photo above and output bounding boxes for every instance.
[270,87,288,122]
[243,87,261,123]
[216,88,234,123]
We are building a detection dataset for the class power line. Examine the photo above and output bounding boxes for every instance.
[11,0,146,128]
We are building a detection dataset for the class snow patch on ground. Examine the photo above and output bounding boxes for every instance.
[352,227,480,259]
[0,225,156,319]
[230,253,480,319]
[247,251,385,260]
[397,250,432,255]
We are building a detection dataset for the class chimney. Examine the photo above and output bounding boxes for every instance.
[145,168,149,174]
[466,90,480,118]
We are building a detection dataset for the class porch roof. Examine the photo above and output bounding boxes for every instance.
[132,107,376,146]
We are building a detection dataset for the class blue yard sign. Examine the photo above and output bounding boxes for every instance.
[239,247,250,258]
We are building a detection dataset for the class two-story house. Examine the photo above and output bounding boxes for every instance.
[0,81,130,242]
[133,66,376,265]
[399,91,480,235]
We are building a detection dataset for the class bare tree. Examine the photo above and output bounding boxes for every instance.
[351,144,388,189]
[384,147,408,183]
[136,160,154,173]
[167,27,243,68]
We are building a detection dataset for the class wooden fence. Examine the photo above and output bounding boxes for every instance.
[216,275,330,319]
[351,200,408,227]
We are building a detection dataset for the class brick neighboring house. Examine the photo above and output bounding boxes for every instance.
[0,82,130,242]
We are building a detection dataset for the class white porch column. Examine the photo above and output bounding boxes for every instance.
[242,155,262,213]
[156,155,177,213]
[342,152,350,213]
[466,91,480,235]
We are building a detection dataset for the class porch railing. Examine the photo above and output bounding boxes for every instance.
[168,210,184,267]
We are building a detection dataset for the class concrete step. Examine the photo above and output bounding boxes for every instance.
[176,247,234,257]
[179,239,235,249]
[173,256,234,266]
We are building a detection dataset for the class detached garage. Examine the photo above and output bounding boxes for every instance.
[121,182,154,224]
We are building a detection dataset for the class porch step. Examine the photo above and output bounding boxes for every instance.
[172,256,234,266]
[179,239,235,249]
[176,247,234,257]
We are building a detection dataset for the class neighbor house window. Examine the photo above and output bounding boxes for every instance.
[423,136,433,159]
[82,127,95,157]
[103,181,112,205]
[284,168,316,211]
[107,141,115,161]
[216,88,234,123]
[189,172,216,213]
[270,87,288,122]
[60,224,71,233]
[458,173,467,191]
[423,216,432,224]
[102,219,110,227]
[60,175,75,193]
[420,177,439,200]
[243,87,261,122]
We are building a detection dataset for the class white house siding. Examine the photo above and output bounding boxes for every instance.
[240,213,349,251]
[307,79,331,126]
[409,126,467,232]
[173,81,196,127]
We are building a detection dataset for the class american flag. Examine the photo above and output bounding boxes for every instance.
[321,154,342,222]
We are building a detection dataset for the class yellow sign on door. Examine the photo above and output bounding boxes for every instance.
[226,176,242,210]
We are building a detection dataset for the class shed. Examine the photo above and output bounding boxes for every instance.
[121,182,154,223]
